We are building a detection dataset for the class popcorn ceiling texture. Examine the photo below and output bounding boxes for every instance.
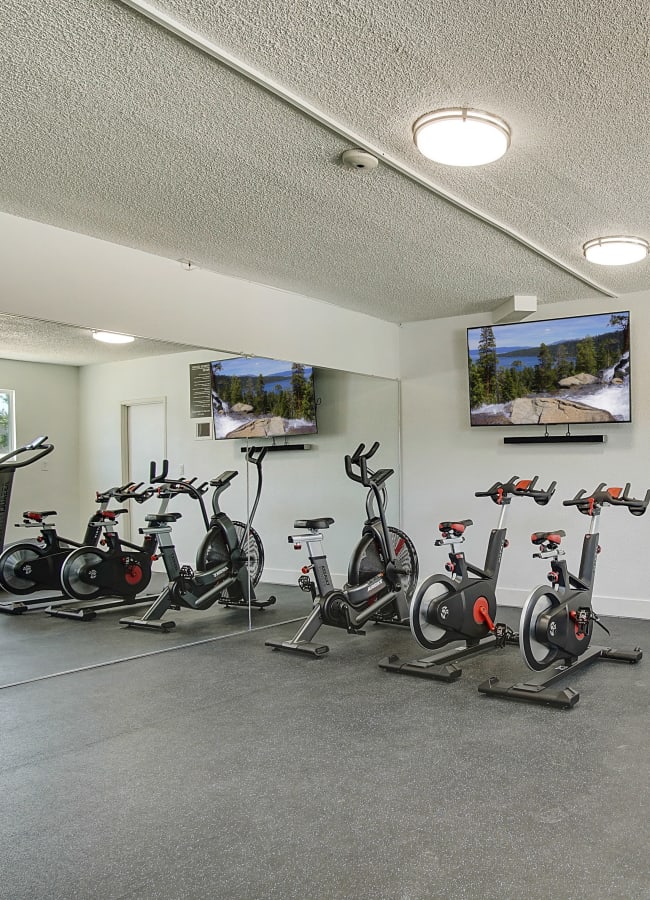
[0,315,197,366]
[1,0,649,323]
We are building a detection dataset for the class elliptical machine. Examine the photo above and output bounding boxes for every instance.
[120,454,275,632]
[479,482,649,708]
[379,476,555,680]
[266,442,418,658]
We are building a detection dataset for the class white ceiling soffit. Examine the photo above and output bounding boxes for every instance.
[0,315,200,367]
[1,0,648,324]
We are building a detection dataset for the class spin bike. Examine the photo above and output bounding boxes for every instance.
[48,482,161,620]
[0,464,133,613]
[265,442,418,658]
[120,452,275,632]
[379,475,556,680]
[479,482,649,708]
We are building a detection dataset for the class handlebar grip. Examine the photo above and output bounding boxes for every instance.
[25,435,48,450]
[150,459,170,483]
[350,443,365,464]
[246,445,268,465]
[475,480,504,498]
[344,454,362,484]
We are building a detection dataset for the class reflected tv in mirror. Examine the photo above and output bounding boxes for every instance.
[467,312,631,427]
[211,357,317,440]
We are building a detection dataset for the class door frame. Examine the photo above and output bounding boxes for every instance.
[120,397,167,540]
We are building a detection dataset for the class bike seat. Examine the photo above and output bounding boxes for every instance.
[22,510,57,520]
[439,519,472,535]
[294,517,335,530]
[145,512,183,523]
[101,509,129,519]
[531,530,565,545]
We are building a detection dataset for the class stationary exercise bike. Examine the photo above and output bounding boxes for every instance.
[265,442,418,657]
[479,482,649,708]
[0,468,135,613]
[380,475,555,680]
[120,454,275,632]
[47,482,161,619]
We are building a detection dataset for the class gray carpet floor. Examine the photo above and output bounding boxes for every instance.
[1,585,649,899]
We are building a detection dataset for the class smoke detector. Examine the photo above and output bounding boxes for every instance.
[340,148,379,171]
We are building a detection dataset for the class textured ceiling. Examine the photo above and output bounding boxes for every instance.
[0,315,199,366]
[1,0,649,323]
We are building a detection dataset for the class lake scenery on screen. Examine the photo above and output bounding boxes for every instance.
[210,357,317,439]
[467,312,631,426]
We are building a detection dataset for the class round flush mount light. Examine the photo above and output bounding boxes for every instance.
[413,107,511,166]
[582,236,649,266]
[92,331,135,344]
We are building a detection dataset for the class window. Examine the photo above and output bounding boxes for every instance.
[0,391,15,453]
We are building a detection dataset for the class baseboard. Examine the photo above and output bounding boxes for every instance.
[498,587,650,620]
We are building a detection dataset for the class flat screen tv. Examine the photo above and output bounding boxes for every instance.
[467,311,631,427]
[210,357,317,440]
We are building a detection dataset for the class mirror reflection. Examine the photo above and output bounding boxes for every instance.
[0,314,401,685]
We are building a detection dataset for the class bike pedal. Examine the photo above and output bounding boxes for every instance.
[494,622,509,649]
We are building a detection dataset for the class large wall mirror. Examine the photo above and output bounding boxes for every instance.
[0,313,401,684]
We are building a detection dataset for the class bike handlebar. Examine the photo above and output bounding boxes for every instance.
[149,460,210,501]
[0,435,54,469]
[563,483,650,516]
[245,445,268,468]
[475,476,556,506]
[345,442,391,488]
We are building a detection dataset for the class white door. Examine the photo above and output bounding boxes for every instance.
[122,400,166,556]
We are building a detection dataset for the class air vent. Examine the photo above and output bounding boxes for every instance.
[195,420,212,440]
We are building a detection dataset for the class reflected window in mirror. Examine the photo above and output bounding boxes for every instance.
[0,389,15,452]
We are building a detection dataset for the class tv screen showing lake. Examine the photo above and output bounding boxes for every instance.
[466,312,630,426]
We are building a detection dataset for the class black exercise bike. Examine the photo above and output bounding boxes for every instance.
[46,482,161,620]
[479,482,649,708]
[266,442,418,657]
[380,475,555,680]
[120,450,275,632]
[0,462,136,613]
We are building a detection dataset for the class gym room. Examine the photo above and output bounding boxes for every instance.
[1,2,648,898]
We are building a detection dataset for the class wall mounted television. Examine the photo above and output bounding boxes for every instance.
[210,357,317,440]
[467,311,631,427]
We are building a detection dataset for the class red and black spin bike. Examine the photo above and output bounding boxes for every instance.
[380,475,555,680]
[480,481,649,708]
[49,481,162,619]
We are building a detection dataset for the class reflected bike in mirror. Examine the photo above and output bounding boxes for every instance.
[120,451,275,632]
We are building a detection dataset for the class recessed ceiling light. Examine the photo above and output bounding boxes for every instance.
[92,331,135,344]
[582,236,649,266]
[413,108,511,166]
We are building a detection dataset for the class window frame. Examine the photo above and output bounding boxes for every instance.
[0,389,16,454]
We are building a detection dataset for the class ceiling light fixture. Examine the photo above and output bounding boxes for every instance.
[92,331,135,344]
[413,108,511,166]
[582,236,649,266]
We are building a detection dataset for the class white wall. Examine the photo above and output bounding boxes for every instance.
[0,358,80,541]
[0,212,399,380]
[400,291,650,619]
[79,351,401,586]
